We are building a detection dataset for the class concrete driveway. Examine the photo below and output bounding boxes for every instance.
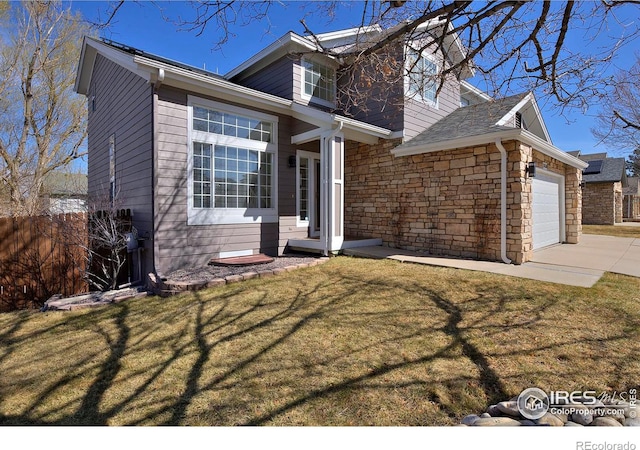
[529,233,640,282]
[343,233,640,288]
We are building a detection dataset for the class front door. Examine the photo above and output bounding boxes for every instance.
[297,151,321,237]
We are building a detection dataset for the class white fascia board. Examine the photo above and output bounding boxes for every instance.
[74,37,96,94]
[224,32,320,79]
[519,130,587,169]
[291,128,323,145]
[314,25,383,42]
[392,128,588,169]
[290,103,392,138]
[134,56,293,113]
[495,93,532,127]
[460,81,492,101]
[75,37,150,95]
[138,54,392,144]
[495,93,552,143]
[408,19,474,79]
[526,95,552,143]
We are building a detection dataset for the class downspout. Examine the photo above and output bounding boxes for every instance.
[494,140,512,264]
[321,120,344,256]
[153,68,165,93]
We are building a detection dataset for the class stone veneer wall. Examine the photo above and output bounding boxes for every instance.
[582,182,620,225]
[344,139,582,265]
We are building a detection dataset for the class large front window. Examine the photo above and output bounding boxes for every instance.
[302,58,336,105]
[406,48,438,105]
[188,98,277,225]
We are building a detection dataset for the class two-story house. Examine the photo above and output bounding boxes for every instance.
[74,20,587,279]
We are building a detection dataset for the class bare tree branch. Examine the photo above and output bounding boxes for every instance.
[0,1,91,216]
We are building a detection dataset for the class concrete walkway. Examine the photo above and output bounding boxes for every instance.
[343,233,640,288]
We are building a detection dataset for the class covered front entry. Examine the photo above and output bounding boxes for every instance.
[532,169,565,250]
[287,124,385,255]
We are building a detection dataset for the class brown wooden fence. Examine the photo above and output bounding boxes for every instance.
[0,213,89,311]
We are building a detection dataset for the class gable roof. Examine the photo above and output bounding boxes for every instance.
[391,92,587,169]
[75,37,394,145]
[578,154,626,184]
[226,19,473,81]
[401,93,529,148]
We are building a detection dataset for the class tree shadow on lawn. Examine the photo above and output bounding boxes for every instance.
[0,263,636,425]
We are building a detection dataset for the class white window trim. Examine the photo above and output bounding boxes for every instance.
[404,46,439,109]
[300,56,337,109]
[296,150,321,228]
[187,96,279,225]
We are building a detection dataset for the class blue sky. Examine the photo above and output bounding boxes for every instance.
[70,1,640,160]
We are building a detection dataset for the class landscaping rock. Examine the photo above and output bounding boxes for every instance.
[472,417,522,426]
[570,407,593,426]
[592,417,623,427]
[224,274,244,284]
[624,417,640,427]
[486,404,501,417]
[496,400,521,417]
[206,278,226,288]
[461,414,480,426]
[536,413,565,427]
[564,421,584,427]
[461,394,638,427]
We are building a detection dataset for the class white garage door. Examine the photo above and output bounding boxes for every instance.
[532,171,563,250]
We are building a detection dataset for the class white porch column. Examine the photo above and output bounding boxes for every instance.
[320,130,345,255]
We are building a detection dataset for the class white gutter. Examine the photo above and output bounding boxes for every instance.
[392,128,588,170]
[495,139,512,264]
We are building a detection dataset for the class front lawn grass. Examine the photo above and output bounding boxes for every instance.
[583,224,640,238]
[0,257,638,426]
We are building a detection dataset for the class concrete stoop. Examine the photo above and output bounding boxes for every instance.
[148,257,331,297]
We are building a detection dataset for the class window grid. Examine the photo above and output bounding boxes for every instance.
[201,145,273,210]
[193,142,212,208]
[303,60,335,103]
[193,107,272,143]
[299,157,309,221]
[407,49,437,103]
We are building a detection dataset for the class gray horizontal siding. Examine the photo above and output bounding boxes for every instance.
[233,56,296,100]
[337,44,405,131]
[154,86,296,274]
[87,54,154,274]
[404,74,460,141]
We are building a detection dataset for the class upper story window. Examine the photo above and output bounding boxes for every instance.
[406,48,438,106]
[301,58,336,106]
[188,97,278,225]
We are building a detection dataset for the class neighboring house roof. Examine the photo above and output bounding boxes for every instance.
[577,153,627,184]
[43,173,88,197]
[391,92,587,170]
[75,37,395,145]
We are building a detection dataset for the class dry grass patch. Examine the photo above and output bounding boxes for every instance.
[583,224,640,238]
[0,257,638,426]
